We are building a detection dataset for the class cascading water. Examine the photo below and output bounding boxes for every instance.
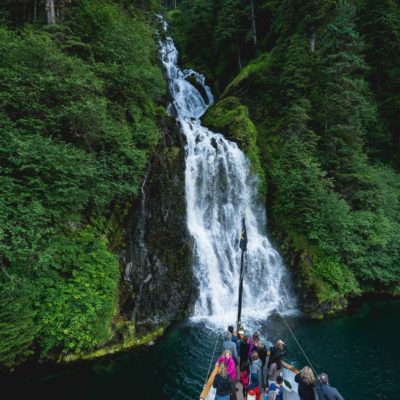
[160,32,297,328]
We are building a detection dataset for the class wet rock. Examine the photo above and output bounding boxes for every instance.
[122,115,195,334]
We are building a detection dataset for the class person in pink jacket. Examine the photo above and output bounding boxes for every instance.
[216,349,236,381]
[216,349,237,400]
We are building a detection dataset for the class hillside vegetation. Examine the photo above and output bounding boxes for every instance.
[168,0,400,313]
[0,0,165,368]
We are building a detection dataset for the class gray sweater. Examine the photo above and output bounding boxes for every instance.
[222,340,239,364]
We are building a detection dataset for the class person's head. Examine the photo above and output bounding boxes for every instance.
[319,373,329,385]
[225,331,232,341]
[223,349,232,359]
[301,366,315,385]
[267,391,277,400]
[243,335,249,343]
[252,351,259,361]
[242,360,250,372]
[228,325,234,333]
[253,332,260,340]
[275,339,284,350]
[276,376,283,386]
[217,361,227,377]
[258,341,265,349]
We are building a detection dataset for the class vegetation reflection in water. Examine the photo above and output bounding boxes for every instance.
[10,299,400,400]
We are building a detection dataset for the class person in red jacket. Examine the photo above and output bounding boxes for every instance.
[240,361,250,397]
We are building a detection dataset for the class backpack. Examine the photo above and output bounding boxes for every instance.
[240,370,250,389]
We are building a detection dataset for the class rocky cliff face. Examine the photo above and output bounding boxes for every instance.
[121,115,195,333]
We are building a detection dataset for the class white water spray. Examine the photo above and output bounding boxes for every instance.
[160,33,297,328]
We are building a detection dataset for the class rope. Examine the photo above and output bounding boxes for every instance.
[202,295,230,392]
[279,314,322,384]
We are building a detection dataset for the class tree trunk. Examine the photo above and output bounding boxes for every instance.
[310,25,316,53]
[46,0,56,25]
[250,0,257,46]
[33,0,37,20]
[237,48,242,71]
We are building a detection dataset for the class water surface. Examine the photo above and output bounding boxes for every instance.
[7,299,400,400]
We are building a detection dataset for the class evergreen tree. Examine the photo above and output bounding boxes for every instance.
[357,0,400,163]
[319,0,371,193]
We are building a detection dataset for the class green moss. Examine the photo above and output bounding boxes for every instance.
[222,54,270,98]
[59,326,166,363]
[202,96,266,194]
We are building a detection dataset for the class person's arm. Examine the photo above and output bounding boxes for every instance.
[280,344,288,358]
[295,373,300,383]
[333,387,345,400]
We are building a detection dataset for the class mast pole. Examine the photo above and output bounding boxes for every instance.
[237,211,247,333]
[237,249,245,332]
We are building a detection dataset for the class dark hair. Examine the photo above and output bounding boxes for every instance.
[243,335,249,343]
[276,376,283,384]
[270,356,282,371]
[228,326,234,333]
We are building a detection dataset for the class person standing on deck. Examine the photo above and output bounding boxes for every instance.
[213,361,232,400]
[228,325,240,355]
[295,366,316,400]
[267,356,282,386]
[240,335,250,370]
[256,341,268,389]
[249,332,260,362]
[266,376,284,400]
[216,350,237,400]
[250,351,263,389]
[223,331,239,365]
[267,340,288,369]
[247,371,261,400]
[315,373,345,400]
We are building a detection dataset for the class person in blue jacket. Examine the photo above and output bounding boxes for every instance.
[266,375,283,400]
[315,373,345,400]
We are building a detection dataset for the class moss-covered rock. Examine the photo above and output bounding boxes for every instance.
[202,96,266,194]
[121,115,195,334]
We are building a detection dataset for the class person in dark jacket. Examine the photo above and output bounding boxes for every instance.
[255,341,268,388]
[213,361,232,400]
[228,325,240,355]
[295,366,316,400]
[267,339,288,368]
[240,335,250,370]
[315,373,345,400]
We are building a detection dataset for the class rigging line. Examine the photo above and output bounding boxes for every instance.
[202,294,230,391]
[279,314,322,384]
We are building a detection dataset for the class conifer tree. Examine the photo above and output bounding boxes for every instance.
[319,0,371,192]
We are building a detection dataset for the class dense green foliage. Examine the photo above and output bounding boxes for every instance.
[170,0,400,307]
[0,0,165,367]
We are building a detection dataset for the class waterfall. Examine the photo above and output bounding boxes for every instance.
[160,33,297,327]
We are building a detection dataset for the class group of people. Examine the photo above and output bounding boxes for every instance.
[212,326,345,400]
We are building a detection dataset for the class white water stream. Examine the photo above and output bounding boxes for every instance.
[160,33,297,328]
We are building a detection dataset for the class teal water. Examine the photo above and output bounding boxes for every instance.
[5,300,400,399]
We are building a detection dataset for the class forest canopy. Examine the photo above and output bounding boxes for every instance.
[168,0,400,308]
